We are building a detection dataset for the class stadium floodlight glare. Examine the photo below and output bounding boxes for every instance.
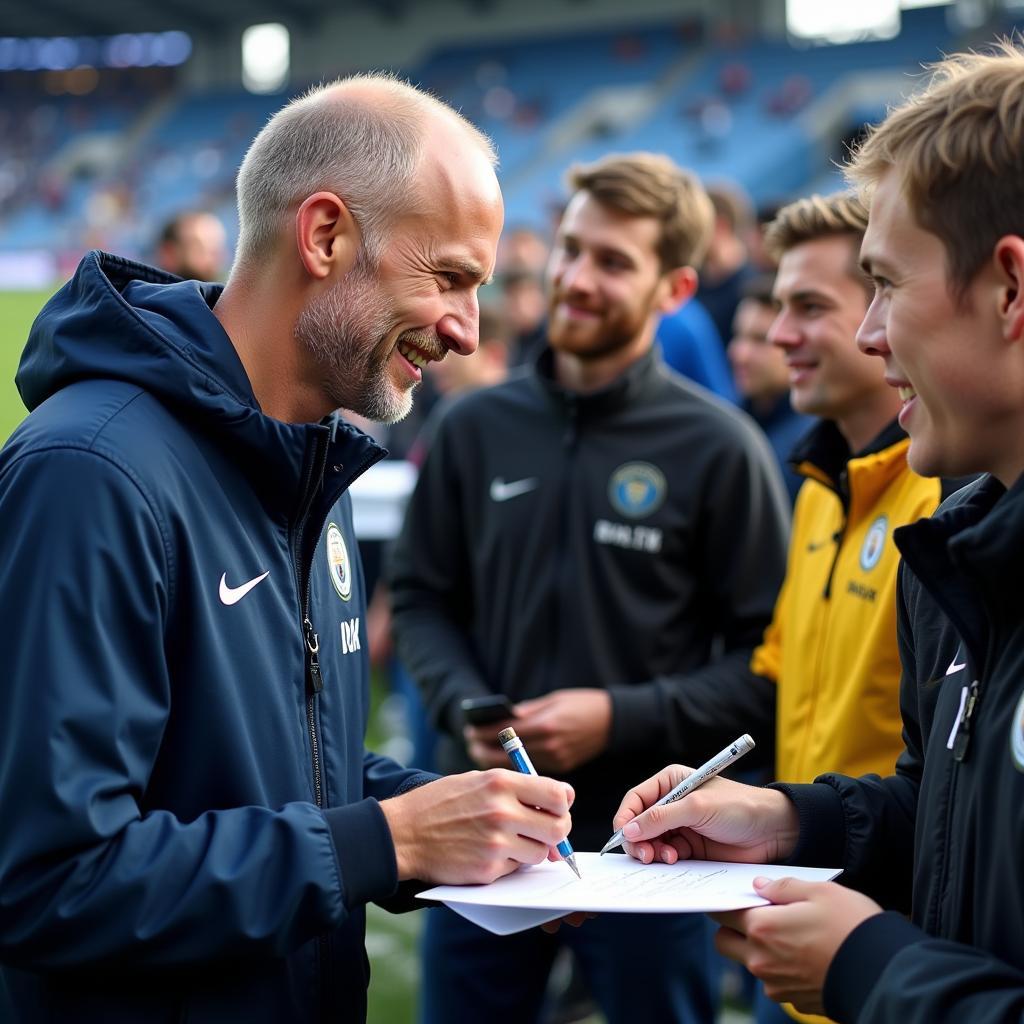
[242,23,289,94]
[787,0,901,44]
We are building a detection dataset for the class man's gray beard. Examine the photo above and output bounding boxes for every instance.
[295,262,414,424]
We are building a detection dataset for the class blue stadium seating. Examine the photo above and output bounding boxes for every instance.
[0,7,994,261]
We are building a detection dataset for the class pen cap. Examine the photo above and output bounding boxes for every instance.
[497,727,520,751]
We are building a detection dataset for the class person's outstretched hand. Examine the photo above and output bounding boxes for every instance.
[612,764,800,865]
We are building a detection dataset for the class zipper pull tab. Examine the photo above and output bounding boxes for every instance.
[953,679,980,762]
[304,617,323,694]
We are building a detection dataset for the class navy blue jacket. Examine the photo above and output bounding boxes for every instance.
[0,252,431,1022]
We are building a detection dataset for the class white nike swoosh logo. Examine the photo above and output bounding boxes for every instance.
[490,477,539,502]
[946,657,967,675]
[219,570,270,606]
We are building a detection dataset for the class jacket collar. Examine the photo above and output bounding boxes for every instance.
[531,343,665,417]
[19,251,386,518]
[790,418,908,512]
[893,474,1010,657]
[896,472,1024,639]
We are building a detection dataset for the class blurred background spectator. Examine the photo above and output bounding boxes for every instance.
[696,182,757,345]
[727,274,814,504]
[154,209,227,281]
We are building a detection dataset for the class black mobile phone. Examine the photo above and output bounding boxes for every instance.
[460,694,516,725]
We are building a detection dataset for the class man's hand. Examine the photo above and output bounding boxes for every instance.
[380,769,574,884]
[507,689,612,773]
[711,879,882,1014]
[612,764,800,865]
[464,719,515,770]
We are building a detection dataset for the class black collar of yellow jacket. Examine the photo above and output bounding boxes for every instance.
[532,342,664,418]
[789,417,907,508]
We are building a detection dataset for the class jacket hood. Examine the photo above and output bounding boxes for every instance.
[20,251,257,421]
[17,251,384,510]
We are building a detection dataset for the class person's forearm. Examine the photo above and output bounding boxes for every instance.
[607,653,775,768]
[391,599,489,735]
[825,913,1024,1024]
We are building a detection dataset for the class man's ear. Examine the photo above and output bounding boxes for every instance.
[295,192,361,281]
[994,235,1024,343]
[658,266,699,315]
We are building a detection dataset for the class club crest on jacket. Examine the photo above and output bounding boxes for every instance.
[860,515,888,572]
[326,522,352,601]
[1012,688,1024,773]
[608,462,666,519]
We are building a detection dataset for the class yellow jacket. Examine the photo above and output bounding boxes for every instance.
[752,421,944,1024]
[753,420,943,784]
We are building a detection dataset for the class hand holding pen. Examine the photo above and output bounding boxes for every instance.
[499,727,581,878]
[601,735,797,866]
[378,766,575,885]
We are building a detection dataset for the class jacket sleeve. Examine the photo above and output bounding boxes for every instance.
[605,423,789,769]
[389,416,491,736]
[0,449,397,970]
[823,913,1024,1024]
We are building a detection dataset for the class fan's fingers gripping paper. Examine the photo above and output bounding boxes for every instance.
[418,852,841,936]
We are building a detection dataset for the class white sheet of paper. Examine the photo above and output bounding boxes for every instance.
[418,852,842,935]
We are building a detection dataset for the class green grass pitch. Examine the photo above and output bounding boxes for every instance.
[0,289,53,444]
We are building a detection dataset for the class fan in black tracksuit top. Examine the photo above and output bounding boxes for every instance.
[776,475,1024,1022]
[390,345,790,850]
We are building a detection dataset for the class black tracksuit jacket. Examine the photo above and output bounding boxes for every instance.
[390,346,790,849]
[780,474,1024,1022]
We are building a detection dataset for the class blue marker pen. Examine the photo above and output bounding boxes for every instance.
[498,727,581,879]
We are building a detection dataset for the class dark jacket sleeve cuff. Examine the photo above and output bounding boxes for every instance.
[769,782,846,867]
[607,683,662,754]
[823,911,926,1022]
[323,798,399,911]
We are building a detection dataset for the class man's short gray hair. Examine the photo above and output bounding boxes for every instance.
[235,73,496,268]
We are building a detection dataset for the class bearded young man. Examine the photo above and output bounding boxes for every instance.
[389,152,791,1024]
[0,75,578,1024]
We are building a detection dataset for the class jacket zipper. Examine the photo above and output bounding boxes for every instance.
[934,674,981,934]
[822,472,850,600]
[304,617,324,805]
[549,397,578,694]
[951,678,980,762]
[291,435,330,1015]
[292,436,329,805]
[821,528,844,599]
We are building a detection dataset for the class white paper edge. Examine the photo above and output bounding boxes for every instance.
[438,901,569,936]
